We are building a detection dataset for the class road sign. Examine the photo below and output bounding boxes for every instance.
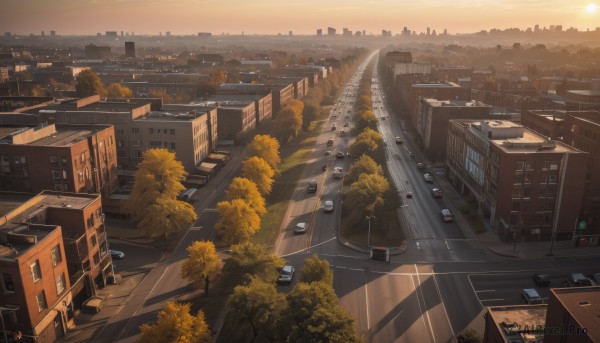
[578,220,587,231]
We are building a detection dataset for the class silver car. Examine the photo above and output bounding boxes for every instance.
[323,200,334,213]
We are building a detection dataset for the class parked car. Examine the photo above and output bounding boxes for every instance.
[343,122,350,127]
[395,137,403,144]
[325,150,331,155]
[336,152,345,159]
[431,188,443,198]
[110,250,125,260]
[294,222,307,235]
[521,288,543,304]
[533,273,551,287]
[439,209,454,222]
[323,200,334,213]
[333,167,343,178]
[423,173,433,183]
[278,265,295,285]
[406,192,413,199]
[417,163,426,170]
[563,273,597,287]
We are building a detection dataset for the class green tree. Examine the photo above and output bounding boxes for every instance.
[75,69,107,98]
[221,242,284,288]
[300,254,333,287]
[279,282,363,343]
[226,277,286,342]
[456,328,483,343]
[349,128,385,164]
[138,302,210,343]
[216,199,261,245]
[226,177,267,216]
[181,241,222,296]
[344,173,390,227]
[125,149,197,238]
[107,83,133,98]
[245,135,281,170]
[241,156,275,195]
[347,154,383,184]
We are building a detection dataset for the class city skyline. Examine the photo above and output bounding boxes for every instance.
[1,0,599,36]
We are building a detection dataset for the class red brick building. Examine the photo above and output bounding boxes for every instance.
[544,287,600,343]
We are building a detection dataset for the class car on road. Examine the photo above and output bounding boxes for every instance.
[417,163,426,170]
[327,138,334,146]
[406,192,413,199]
[336,152,345,159]
[323,200,334,213]
[521,288,543,304]
[331,125,336,131]
[395,137,403,144]
[423,173,433,183]
[333,167,343,178]
[343,122,350,127]
[325,150,331,155]
[308,180,318,193]
[278,265,295,285]
[533,273,551,287]
[563,273,596,287]
[110,250,125,260]
[294,222,307,235]
[431,188,443,198]
[408,151,414,158]
[439,209,454,222]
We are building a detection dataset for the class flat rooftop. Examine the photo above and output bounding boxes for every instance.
[551,287,600,342]
[26,128,94,146]
[487,305,547,341]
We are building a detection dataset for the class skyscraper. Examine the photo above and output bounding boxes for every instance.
[125,41,135,58]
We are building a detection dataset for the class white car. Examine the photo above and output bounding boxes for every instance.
[333,167,343,178]
[423,173,433,183]
[323,200,334,213]
[278,265,295,285]
[294,222,307,235]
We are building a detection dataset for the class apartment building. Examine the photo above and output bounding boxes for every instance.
[190,99,255,144]
[0,191,112,342]
[563,112,600,238]
[0,123,118,196]
[544,287,600,343]
[384,51,413,70]
[446,120,588,241]
[213,94,272,129]
[216,82,295,116]
[483,304,547,343]
[415,98,493,160]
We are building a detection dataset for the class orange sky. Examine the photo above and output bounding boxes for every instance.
[1,0,598,35]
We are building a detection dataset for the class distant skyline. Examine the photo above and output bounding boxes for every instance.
[1,0,599,36]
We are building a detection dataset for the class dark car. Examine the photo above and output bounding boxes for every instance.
[336,152,345,159]
[533,273,551,287]
[563,273,596,287]
[110,250,125,260]
[521,288,543,304]
[431,188,443,199]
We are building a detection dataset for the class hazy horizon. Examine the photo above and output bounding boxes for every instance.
[2,0,599,36]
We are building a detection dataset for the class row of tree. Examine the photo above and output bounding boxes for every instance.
[215,134,281,245]
[343,64,393,231]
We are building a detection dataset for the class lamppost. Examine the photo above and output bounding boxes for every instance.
[367,215,376,247]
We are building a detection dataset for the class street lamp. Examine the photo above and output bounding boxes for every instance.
[367,215,377,247]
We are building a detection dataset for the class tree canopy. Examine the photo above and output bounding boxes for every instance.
[226,277,286,342]
[125,149,196,238]
[241,156,275,195]
[344,173,390,227]
[347,154,383,184]
[215,199,261,245]
[300,254,333,287]
[272,105,303,142]
[138,302,210,343]
[221,242,284,289]
[75,69,107,98]
[107,83,133,98]
[226,177,267,217]
[349,128,385,164]
[245,135,281,171]
[355,110,378,132]
[181,241,222,296]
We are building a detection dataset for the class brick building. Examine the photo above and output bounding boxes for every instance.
[446,120,588,241]
[544,287,600,343]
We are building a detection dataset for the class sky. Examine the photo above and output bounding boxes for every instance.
[1,0,599,36]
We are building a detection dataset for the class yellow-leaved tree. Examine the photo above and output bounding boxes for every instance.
[75,69,107,98]
[245,135,281,171]
[107,83,133,98]
[181,241,222,296]
[126,149,197,238]
[138,302,210,343]
[215,199,261,245]
[225,177,267,216]
[241,156,275,195]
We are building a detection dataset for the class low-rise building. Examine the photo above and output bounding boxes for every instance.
[545,287,600,343]
[446,120,588,241]
[483,305,547,343]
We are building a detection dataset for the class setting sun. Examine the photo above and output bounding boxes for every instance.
[587,3,597,13]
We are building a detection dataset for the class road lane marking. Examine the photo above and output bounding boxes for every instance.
[430,265,456,340]
[475,289,497,293]
[410,265,434,343]
[445,241,451,250]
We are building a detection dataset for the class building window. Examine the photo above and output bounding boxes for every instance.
[525,161,534,170]
[20,156,27,164]
[52,170,60,179]
[91,234,97,247]
[163,129,167,134]
[170,129,175,135]
[131,128,139,134]
[1,274,15,294]
[62,170,67,180]
[36,291,47,312]
[50,156,58,163]
[516,162,524,171]
[170,142,176,150]
[56,273,66,295]
[31,260,41,282]
[109,136,113,145]
[87,215,95,229]
[51,245,62,267]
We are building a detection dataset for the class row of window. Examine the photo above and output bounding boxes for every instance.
[515,161,559,171]
[147,128,176,135]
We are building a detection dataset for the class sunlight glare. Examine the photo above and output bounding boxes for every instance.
[587,3,597,13]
